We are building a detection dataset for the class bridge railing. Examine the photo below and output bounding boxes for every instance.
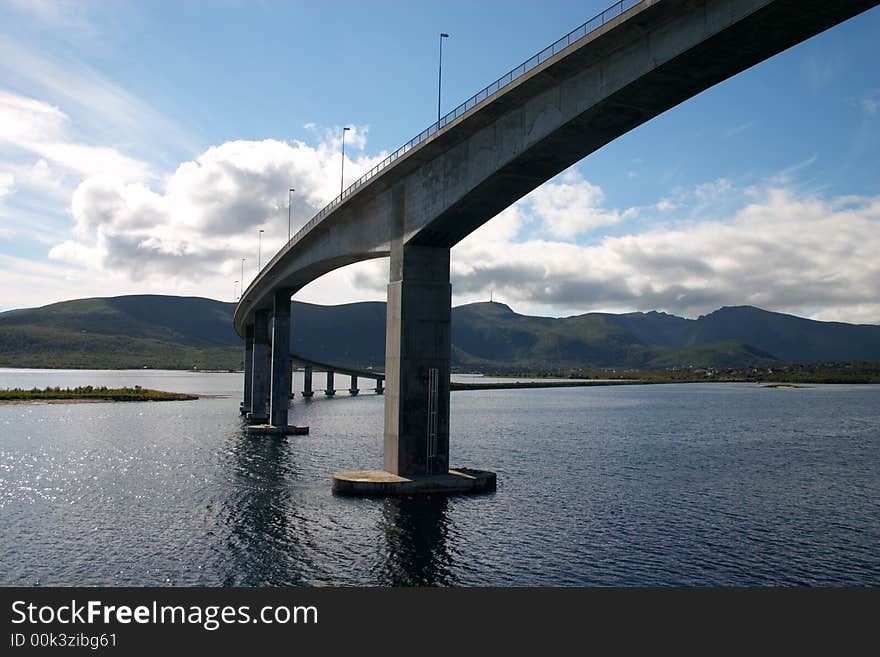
[265,0,643,275]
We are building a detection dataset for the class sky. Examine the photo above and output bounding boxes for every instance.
[0,0,878,323]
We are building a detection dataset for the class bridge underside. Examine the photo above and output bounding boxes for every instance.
[235,0,878,492]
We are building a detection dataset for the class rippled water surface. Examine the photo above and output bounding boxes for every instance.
[1,369,878,586]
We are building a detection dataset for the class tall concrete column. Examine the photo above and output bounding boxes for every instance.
[241,324,254,415]
[302,366,314,398]
[269,289,292,428]
[249,309,271,423]
[383,243,451,476]
[332,187,493,495]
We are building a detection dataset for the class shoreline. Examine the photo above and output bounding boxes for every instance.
[451,380,649,391]
[0,397,193,406]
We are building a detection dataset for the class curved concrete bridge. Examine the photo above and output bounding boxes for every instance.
[235,0,878,491]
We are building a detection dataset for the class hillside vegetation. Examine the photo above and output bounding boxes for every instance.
[1,295,879,371]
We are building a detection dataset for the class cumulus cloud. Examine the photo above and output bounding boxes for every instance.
[50,132,386,284]
[528,169,636,239]
[444,182,880,323]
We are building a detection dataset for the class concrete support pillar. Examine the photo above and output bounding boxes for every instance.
[302,366,314,398]
[303,365,315,399]
[249,309,271,422]
[241,324,254,415]
[375,378,384,395]
[269,289,292,428]
[325,371,335,396]
[349,375,359,395]
[383,242,451,476]
[333,185,493,495]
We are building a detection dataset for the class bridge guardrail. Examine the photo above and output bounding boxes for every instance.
[255,0,643,283]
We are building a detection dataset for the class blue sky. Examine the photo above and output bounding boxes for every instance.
[1,0,878,322]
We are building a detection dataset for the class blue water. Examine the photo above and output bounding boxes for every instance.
[0,369,877,586]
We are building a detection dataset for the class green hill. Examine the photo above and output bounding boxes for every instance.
[0,296,241,369]
[1,295,878,371]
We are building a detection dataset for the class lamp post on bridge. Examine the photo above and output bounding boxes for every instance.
[241,257,247,290]
[438,33,449,123]
[288,188,295,242]
[258,229,265,271]
[234,280,239,302]
[340,126,350,196]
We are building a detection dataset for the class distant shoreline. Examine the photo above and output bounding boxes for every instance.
[451,380,647,391]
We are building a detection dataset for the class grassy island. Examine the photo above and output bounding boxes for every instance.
[0,385,199,403]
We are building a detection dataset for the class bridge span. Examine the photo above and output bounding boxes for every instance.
[290,356,384,398]
[234,0,879,493]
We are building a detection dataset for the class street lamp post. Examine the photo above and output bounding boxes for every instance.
[288,188,295,242]
[241,257,247,291]
[438,33,449,123]
[340,126,350,196]
[258,229,265,271]
[234,280,239,302]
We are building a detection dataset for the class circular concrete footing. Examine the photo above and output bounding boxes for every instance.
[332,468,496,496]
[246,424,310,436]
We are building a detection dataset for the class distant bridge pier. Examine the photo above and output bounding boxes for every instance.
[302,366,314,398]
[325,371,336,396]
[240,324,254,416]
[375,378,384,394]
[333,237,495,495]
[349,375,359,395]
[247,291,308,436]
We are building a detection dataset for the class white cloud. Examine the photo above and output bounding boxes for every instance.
[50,132,386,287]
[0,90,150,180]
[437,181,880,324]
[0,91,67,142]
[527,169,635,239]
[0,38,196,163]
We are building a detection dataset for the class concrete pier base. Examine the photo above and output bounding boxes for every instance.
[332,468,496,496]
[246,424,310,436]
[246,412,268,424]
[325,371,335,396]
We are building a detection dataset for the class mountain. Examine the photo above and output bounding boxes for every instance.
[0,296,241,370]
[687,306,880,363]
[1,295,878,370]
[451,303,778,370]
[594,305,880,364]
